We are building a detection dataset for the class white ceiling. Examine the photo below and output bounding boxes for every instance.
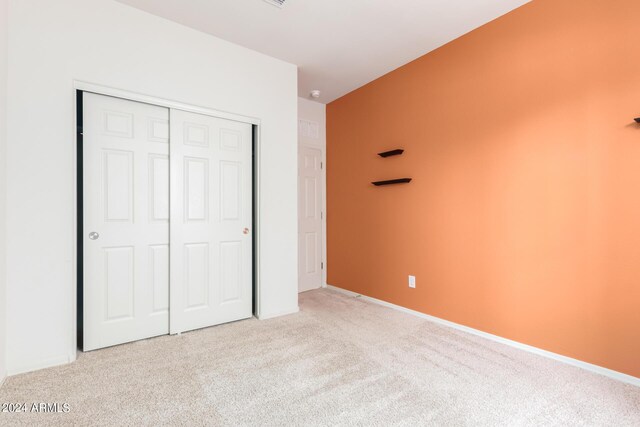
[115,0,531,103]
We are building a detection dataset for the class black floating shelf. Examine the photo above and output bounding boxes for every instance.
[372,178,412,186]
[378,149,404,158]
[635,117,640,123]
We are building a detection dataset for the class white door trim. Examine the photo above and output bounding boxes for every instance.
[72,81,263,358]
[74,81,261,126]
[298,141,326,288]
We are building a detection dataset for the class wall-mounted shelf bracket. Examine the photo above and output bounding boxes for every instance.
[378,149,404,158]
[372,178,412,186]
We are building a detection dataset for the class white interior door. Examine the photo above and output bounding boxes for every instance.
[298,146,323,292]
[83,92,170,351]
[169,109,253,334]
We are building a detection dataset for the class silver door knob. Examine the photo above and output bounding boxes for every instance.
[89,232,100,240]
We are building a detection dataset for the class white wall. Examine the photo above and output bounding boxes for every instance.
[0,0,8,383]
[6,0,298,375]
[297,97,327,285]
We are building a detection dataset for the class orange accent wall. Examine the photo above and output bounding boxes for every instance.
[327,0,640,378]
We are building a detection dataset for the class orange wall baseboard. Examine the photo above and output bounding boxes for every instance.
[327,0,640,378]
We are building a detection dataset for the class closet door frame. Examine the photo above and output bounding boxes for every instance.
[73,81,262,356]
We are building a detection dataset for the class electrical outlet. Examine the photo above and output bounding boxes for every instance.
[408,275,416,288]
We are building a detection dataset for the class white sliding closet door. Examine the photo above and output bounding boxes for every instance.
[170,109,253,334]
[83,93,170,351]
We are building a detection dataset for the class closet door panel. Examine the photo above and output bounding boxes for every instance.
[83,92,169,351]
[170,109,253,334]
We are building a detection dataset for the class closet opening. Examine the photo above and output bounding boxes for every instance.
[76,89,259,352]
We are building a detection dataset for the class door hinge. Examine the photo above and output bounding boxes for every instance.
[321,262,324,269]
[321,211,323,219]
[321,161,323,169]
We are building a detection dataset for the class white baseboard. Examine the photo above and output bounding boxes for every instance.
[8,354,73,377]
[257,306,300,320]
[326,285,640,388]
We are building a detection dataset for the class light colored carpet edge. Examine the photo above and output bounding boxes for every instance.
[0,288,638,426]
[326,284,640,388]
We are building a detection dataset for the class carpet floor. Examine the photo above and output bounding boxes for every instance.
[0,288,638,426]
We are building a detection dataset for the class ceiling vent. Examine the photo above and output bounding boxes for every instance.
[263,0,286,8]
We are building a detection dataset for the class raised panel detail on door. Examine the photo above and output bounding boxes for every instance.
[104,246,134,321]
[304,233,317,274]
[184,158,209,222]
[103,111,134,138]
[184,123,209,147]
[298,146,323,292]
[148,119,169,143]
[103,150,133,222]
[304,177,317,219]
[149,244,169,314]
[185,243,209,310]
[170,109,252,334]
[84,92,169,351]
[149,154,169,222]
[220,241,241,303]
[220,161,241,221]
[304,153,316,169]
[220,129,241,152]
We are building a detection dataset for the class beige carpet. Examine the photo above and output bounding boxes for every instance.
[1,288,639,426]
